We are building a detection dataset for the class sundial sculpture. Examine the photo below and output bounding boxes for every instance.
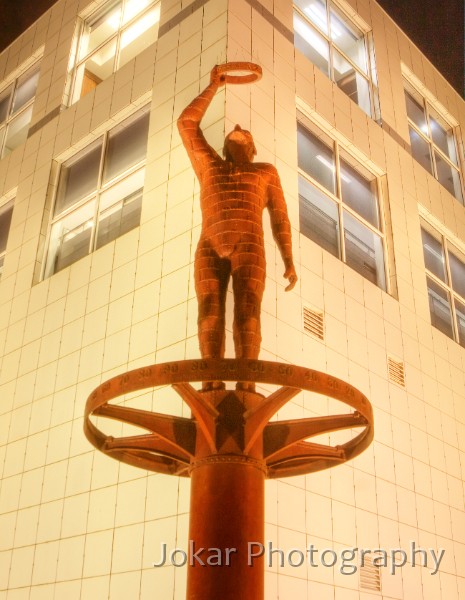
[84,63,374,600]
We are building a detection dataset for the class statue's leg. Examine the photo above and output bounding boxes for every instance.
[195,245,230,389]
[231,250,266,390]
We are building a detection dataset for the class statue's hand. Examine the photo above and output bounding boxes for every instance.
[284,265,298,292]
[210,65,227,87]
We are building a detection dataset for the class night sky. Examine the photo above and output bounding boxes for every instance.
[376,0,463,96]
[0,0,463,94]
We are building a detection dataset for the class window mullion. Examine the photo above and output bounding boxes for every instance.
[334,141,342,199]
[443,238,461,342]
[334,142,345,262]
[450,293,461,343]
[426,268,449,291]
[366,33,376,118]
[338,201,345,263]
[90,133,108,252]
[376,176,389,293]
[5,87,14,121]
[114,0,126,71]
[325,1,335,80]
[433,142,462,172]
[297,167,340,204]
[342,202,382,235]
[68,19,85,105]
[423,101,442,180]
[424,100,434,141]
[50,192,97,225]
[334,45,369,82]
[408,119,431,145]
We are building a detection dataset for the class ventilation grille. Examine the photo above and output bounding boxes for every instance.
[303,306,324,340]
[387,356,405,387]
[360,556,381,592]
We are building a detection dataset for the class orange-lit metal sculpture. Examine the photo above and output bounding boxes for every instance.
[84,63,374,600]
[177,63,297,390]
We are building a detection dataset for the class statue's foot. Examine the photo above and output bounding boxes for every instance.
[236,381,256,393]
[202,380,225,392]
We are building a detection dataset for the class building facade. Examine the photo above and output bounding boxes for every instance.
[0,0,464,598]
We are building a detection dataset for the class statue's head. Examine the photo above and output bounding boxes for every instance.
[223,124,257,163]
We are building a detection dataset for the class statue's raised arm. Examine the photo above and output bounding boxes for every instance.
[177,66,225,179]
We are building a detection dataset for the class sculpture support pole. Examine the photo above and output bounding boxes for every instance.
[84,359,374,600]
[187,457,265,600]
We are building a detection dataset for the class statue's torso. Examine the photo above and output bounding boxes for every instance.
[198,159,272,257]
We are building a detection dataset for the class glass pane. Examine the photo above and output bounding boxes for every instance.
[333,50,370,115]
[119,6,160,68]
[343,210,386,289]
[449,250,465,298]
[55,139,102,215]
[294,0,328,34]
[299,175,340,257]
[122,0,152,24]
[0,86,12,124]
[102,109,149,183]
[435,152,463,203]
[340,159,379,227]
[404,90,427,132]
[426,277,454,339]
[421,228,446,282]
[297,123,336,194]
[46,201,95,276]
[429,108,457,164]
[330,5,367,73]
[100,167,145,212]
[79,1,121,60]
[409,127,433,175]
[96,186,143,248]
[3,105,33,156]
[455,299,465,348]
[0,200,14,254]
[12,66,40,114]
[293,12,330,76]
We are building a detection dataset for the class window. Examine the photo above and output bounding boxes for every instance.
[44,106,150,277]
[0,63,40,158]
[298,120,387,289]
[0,199,14,277]
[405,81,463,203]
[421,223,465,347]
[293,0,379,119]
[66,0,160,105]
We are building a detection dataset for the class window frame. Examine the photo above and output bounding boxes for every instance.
[421,220,465,347]
[293,0,380,120]
[42,105,150,278]
[66,0,160,106]
[0,61,41,159]
[297,117,389,291]
[404,80,464,204]
[0,197,14,279]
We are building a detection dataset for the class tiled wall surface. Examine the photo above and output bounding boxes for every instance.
[0,0,464,598]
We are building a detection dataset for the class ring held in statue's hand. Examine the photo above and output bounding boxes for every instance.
[216,62,262,84]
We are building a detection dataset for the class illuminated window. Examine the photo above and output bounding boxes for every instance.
[405,81,464,204]
[293,0,379,119]
[44,106,149,277]
[421,223,465,347]
[66,0,160,105]
[0,199,14,278]
[0,63,40,158]
[298,120,387,289]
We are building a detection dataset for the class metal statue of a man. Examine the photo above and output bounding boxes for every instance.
[178,63,297,387]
